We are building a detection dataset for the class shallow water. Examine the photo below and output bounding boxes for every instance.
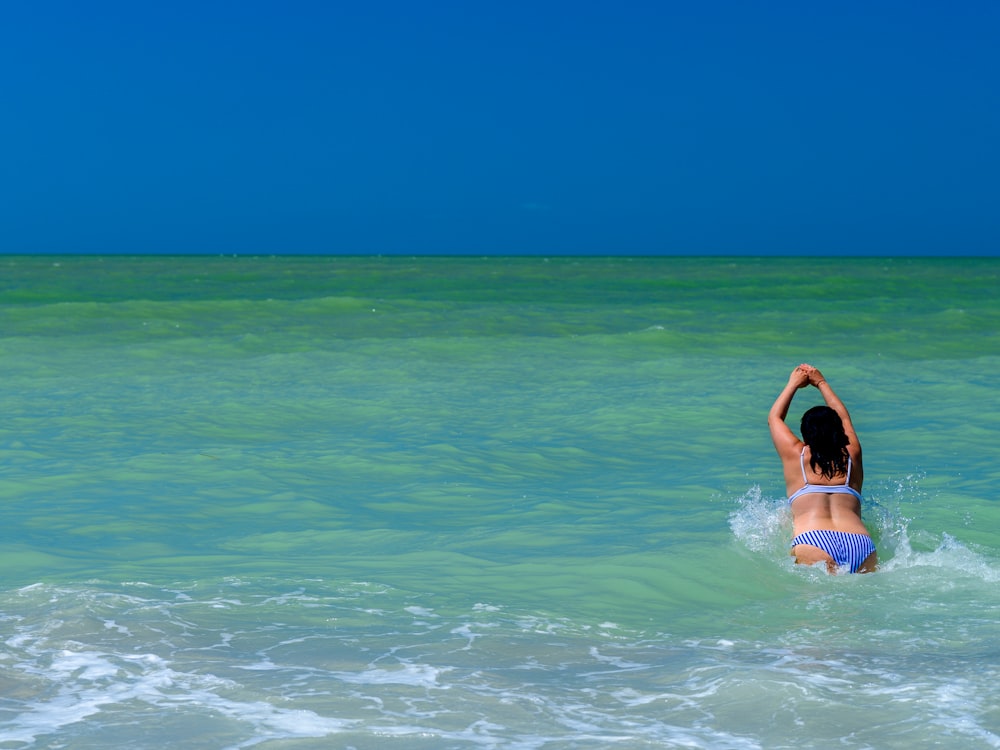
[1,255,998,748]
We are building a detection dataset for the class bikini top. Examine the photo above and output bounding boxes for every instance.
[787,447,863,504]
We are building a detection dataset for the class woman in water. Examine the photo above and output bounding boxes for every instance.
[768,364,877,573]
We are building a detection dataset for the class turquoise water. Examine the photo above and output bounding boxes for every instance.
[1,255,999,748]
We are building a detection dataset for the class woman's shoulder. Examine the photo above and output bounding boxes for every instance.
[776,436,805,460]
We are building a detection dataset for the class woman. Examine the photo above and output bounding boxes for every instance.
[768,364,877,573]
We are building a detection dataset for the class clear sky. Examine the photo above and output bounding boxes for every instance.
[3,1,998,256]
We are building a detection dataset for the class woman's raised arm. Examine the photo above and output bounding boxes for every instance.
[768,366,810,455]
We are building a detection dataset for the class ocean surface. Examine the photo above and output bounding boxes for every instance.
[0,255,998,749]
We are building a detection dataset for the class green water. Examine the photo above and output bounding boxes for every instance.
[1,255,999,748]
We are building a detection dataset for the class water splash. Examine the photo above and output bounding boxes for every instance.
[730,475,1000,584]
[727,485,791,557]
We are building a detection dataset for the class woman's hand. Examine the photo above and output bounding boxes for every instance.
[788,366,810,389]
[799,364,827,387]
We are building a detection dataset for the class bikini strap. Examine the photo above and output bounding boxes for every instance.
[802,446,853,484]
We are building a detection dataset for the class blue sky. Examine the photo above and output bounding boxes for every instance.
[2,1,998,255]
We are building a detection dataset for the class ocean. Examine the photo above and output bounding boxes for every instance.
[0,254,998,749]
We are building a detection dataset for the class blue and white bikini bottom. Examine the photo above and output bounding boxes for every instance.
[790,530,876,573]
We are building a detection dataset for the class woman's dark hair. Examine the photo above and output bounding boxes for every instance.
[800,405,849,479]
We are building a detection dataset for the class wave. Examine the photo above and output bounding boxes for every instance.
[3,576,999,749]
[728,480,1000,583]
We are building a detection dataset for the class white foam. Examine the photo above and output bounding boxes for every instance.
[405,606,437,617]
[1,641,355,747]
[50,649,123,680]
[728,485,789,555]
[4,580,1000,749]
[333,663,449,688]
[585,646,648,672]
[102,619,131,635]
[879,529,1000,582]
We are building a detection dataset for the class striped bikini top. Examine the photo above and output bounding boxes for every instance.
[787,447,863,504]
